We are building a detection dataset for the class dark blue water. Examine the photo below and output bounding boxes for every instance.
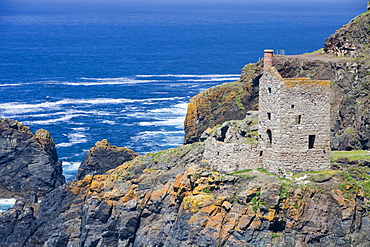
[0,1,364,184]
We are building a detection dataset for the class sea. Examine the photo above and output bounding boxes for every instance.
[0,0,364,210]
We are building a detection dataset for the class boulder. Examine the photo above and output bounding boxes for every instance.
[74,139,139,181]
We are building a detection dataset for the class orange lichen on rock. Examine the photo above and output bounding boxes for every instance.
[182,195,216,213]
[150,182,171,202]
[283,78,331,89]
[121,185,139,204]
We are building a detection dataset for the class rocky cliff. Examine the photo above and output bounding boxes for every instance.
[1,9,370,247]
[184,11,370,151]
[2,142,370,246]
[0,118,65,198]
[324,10,370,57]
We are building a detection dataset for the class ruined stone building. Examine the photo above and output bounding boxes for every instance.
[258,50,331,173]
[203,50,331,174]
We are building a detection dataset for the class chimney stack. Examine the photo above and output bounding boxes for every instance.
[263,49,274,72]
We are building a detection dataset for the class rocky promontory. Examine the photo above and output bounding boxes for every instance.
[184,10,370,151]
[0,118,65,198]
[2,142,370,246]
[0,8,370,247]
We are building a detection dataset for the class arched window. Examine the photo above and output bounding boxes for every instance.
[266,129,272,144]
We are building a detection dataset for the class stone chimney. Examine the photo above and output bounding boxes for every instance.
[263,49,274,72]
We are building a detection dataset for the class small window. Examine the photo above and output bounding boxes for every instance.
[267,112,271,120]
[291,105,295,109]
[309,135,315,149]
[268,87,272,93]
[259,151,263,156]
[296,115,301,124]
[267,129,272,144]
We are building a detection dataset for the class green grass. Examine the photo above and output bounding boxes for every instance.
[228,169,253,175]
[202,188,211,194]
[331,150,370,162]
[304,48,324,55]
[257,168,276,176]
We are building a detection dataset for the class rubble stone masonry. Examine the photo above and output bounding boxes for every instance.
[258,66,331,173]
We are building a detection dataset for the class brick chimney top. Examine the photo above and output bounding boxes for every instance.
[263,49,274,72]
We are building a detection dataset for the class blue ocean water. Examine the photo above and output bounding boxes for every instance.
[0,1,364,188]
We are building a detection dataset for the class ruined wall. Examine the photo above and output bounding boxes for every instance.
[203,138,262,173]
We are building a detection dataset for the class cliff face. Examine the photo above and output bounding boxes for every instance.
[324,10,370,57]
[2,143,370,247]
[184,64,260,144]
[184,11,370,151]
[0,118,65,198]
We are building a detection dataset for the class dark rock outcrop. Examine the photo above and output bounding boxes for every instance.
[184,11,370,150]
[0,118,65,198]
[0,194,39,246]
[74,139,139,181]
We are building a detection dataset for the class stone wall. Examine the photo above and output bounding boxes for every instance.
[258,67,331,173]
[203,138,262,173]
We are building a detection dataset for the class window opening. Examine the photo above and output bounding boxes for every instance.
[268,87,272,93]
[296,115,301,124]
[309,135,315,149]
[291,105,295,109]
[267,112,271,120]
[267,129,272,144]
[259,151,263,156]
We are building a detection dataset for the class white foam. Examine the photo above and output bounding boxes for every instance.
[138,130,184,136]
[139,116,185,127]
[0,97,183,117]
[0,199,17,205]
[148,102,188,114]
[51,78,158,86]
[62,161,81,172]
[25,110,112,118]
[180,77,239,82]
[22,115,76,125]
[56,131,88,148]
[136,74,240,78]
[101,120,116,125]
[0,84,22,87]
[0,198,17,212]
[71,127,90,131]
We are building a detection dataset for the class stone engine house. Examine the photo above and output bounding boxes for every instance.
[203,50,331,174]
[258,50,331,173]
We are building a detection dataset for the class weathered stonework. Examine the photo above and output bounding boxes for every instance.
[202,51,331,174]
[258,61,331,173]
[203,138,262,173]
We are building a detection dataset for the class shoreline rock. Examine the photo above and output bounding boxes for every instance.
[0,118,65,198]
